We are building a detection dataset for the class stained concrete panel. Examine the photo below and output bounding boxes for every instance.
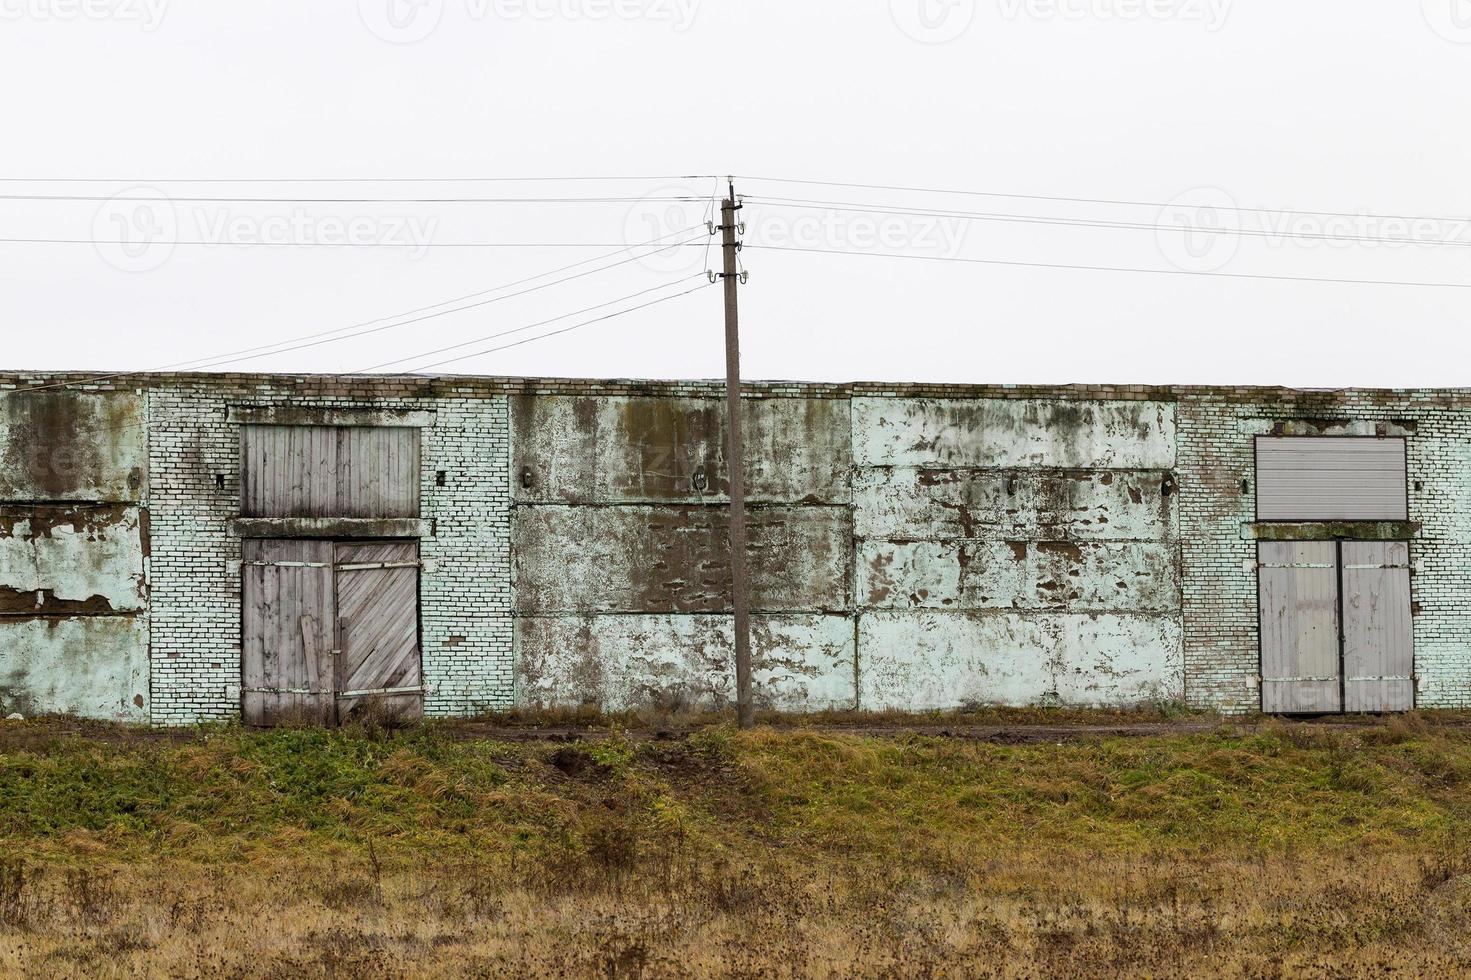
[0,392,147,501]
[516,613,856,711]
[0,505,147,615]
[854,468,1176,541]
[853,398,1176,470]
[857,611,1183,709]
[859,540,1180,612]
[0,616,149,721]
[515,505,852,613]
[512,395,852,504]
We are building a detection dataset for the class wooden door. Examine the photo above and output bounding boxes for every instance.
[241,539,336,726]
[1258,541,1341,713]
[334,541,424,722]
[1342,541,1414,712]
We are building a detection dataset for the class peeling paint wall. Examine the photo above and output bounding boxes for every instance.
[0,505,147,615]
[513,395,856,712]
[0,617,149,721]
[0,391,147,501]
[0,391,149,721]
[13,373,1471,723]
[854,398,1182,709]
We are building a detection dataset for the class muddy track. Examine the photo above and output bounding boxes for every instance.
[1,715,1465,750]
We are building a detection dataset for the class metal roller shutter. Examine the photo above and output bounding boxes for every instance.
[1255,437,1407,521]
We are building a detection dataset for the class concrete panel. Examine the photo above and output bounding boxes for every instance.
[858,611,1183,709]
[0,505,147,615]
[512,395,852,504]
[853,398,1176,470]
[0,616,149,721]
[859,540,1180,612]
[0,392,147,501]
[516,614,856,711]
[515,505,852,613]
[854,468,1176,541]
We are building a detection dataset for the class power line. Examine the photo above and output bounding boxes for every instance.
[747,197,1471,249]
[6,227,711,395]
[354,273,709,373]
[0,238,710,248]
[0,174,718,184]
[367,280,713,375]
[746,243,1471,289]
[2,194,704,204]
[736,175,1471,228]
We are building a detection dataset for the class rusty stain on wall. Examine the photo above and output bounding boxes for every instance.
[0,392,146,502]
[855,468,1176,541]
[859,540,1179,612]
[515,505,852,614]
[513,395,852,503]
[852,398,1176,469]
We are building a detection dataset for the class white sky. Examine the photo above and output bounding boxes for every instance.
[1,0,1469,387]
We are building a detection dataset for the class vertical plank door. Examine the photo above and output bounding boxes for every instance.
[1258,541,1341,713]
[334,540,424,721]
[241,539,336,726]
[1341,541,1414,712]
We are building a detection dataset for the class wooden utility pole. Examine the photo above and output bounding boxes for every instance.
[719,181,754,730]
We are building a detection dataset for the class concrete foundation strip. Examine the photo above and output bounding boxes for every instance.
[241,686,426,698]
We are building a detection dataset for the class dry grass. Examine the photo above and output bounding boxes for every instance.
[2,714,1471,977]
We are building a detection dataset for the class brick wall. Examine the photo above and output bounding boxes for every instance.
[146,377,512,724]
[7,371,1471,721]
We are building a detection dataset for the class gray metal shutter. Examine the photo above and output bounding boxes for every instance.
[1255,437,1407,521]
[1258,541,1341,713]
[1341,541,1414,712]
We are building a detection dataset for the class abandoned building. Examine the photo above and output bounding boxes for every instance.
[0,372,1451,725]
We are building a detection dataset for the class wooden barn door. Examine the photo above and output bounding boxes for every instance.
[1342,541,1414,712]
[334,541,424,722]
[1258,542,1342,713]
[242,540,337,726]
[242,539,423,725]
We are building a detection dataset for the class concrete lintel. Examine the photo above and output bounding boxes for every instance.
[1242,521,1420,541]
[226,406,436,428]
[233,517,431,539]
[1237,418,1415,438]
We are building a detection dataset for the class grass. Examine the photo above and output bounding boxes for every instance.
[2,713,1471,975]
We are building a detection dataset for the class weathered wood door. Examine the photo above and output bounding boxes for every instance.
[334,541,424,722]
[1341,541,1414,712]
[242,538,423,725]
[242,539,337,726]
[1258,542,1341,713]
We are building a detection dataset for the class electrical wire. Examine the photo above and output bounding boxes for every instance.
[5,227,711,395]
[748,197,1471,250]
[1,194,704,204]
[0,238,710,248]
[368,280,713,375]
[0,174,718,184]
[736,175,1471,229]
[353,273,709,373]
[745,243,1471,289]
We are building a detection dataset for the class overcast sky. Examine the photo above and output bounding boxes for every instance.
[2,1,1469,387]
